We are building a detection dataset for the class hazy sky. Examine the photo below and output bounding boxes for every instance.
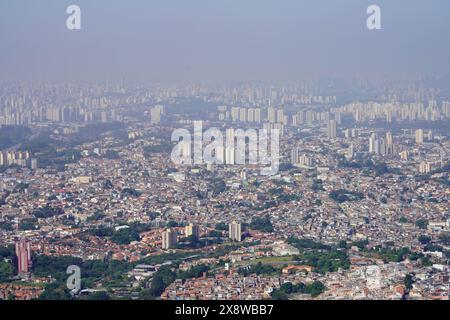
[1,0,450,82]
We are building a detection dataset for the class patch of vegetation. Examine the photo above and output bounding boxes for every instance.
[0,125,32,149]
[19,218,39,230]
[415,219,429,230]
[111,228,140,245]
[238,262,280,276]
[249,215,274,233]
[329,189,364,203]
[32,206,64,219]
[271,281,326,299]
[121,188,142,197]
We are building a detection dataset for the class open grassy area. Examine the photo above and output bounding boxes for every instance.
[235,256,296,266]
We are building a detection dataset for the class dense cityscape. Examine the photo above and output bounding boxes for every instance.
[0,80,449,300]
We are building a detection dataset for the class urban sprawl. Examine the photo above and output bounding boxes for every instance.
[0,81,449,300]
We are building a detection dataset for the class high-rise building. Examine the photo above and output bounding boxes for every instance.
[347,143,355,160]
[291,148,300,164]
[231,107,240,122]
[399,150,409,161]
[228,221,242,242]
[185,223,200,239]
[386,110,393,123]
[427,130,433,141]
[276,109,284,124]
[30,158,38,170]
[150,105,164,124]
[254,108,261,122]
[162,229,178,249]
[335,112,341,124]
[419,161,433,174]
[239,108,247,122]
[247,108,255,122]
[327,120,337,139]
[217,106,227,121]
[298,154,312,167]
[267,107,276,123]
[415,129,424,144]
[369,133,377,154]
[16,239,32,275]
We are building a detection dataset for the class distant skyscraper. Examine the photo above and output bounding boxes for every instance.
[419,161,432,174]
[369,133,377,154]
[415,129,424,144]
[231,107,240,122]
[254,108,261,122]
[217,106,227,121]
[291,148,300,164]
[291,149,312,167]
[347,143,355,160]
[327,120,337,139]
[267,107,276,123]
[247,108,255,122]
[374,137,381,155]
[185,223,200,239]
[335,112,341,124]
[228,221,242,242]
[385,131,394,155]
[298,154,312,167]
[150,105,164,124]
[276,109,284,124]
[427,130,433,141]
[386,110,393,123]
[30,158,38,170]
[16,238,32,275]
[399,150,409,161]
[162,229,178,249]
[239,108,247,122]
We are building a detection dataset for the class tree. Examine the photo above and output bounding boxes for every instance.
[38,283,72,300]
[178,264,209,280]
[305,281,326,298]
[215,223,228,231]
[418,235,431,245]
[404,274,414,291]
[33,206,64,218]
[208,230,222,238]
[82,291,110,300]
[148,266,176,297]
[271,290,288,300]
[249,215,274,233]
[415,219,428,230]
[0,221,13,231]
[0,260,14,282]
[399,216,408,223]
[111,228,140,245]
[338,240,348,249]
[438,232,450,245]
[19,218,39,230]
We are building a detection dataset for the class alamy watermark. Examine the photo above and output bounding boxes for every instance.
[66,4,381,31]
[66,5,81,30]
[170,121,280,176]
[66,265,81,295]
[367,5,381,30]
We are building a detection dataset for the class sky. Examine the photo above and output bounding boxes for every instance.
[0,0,450,83]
